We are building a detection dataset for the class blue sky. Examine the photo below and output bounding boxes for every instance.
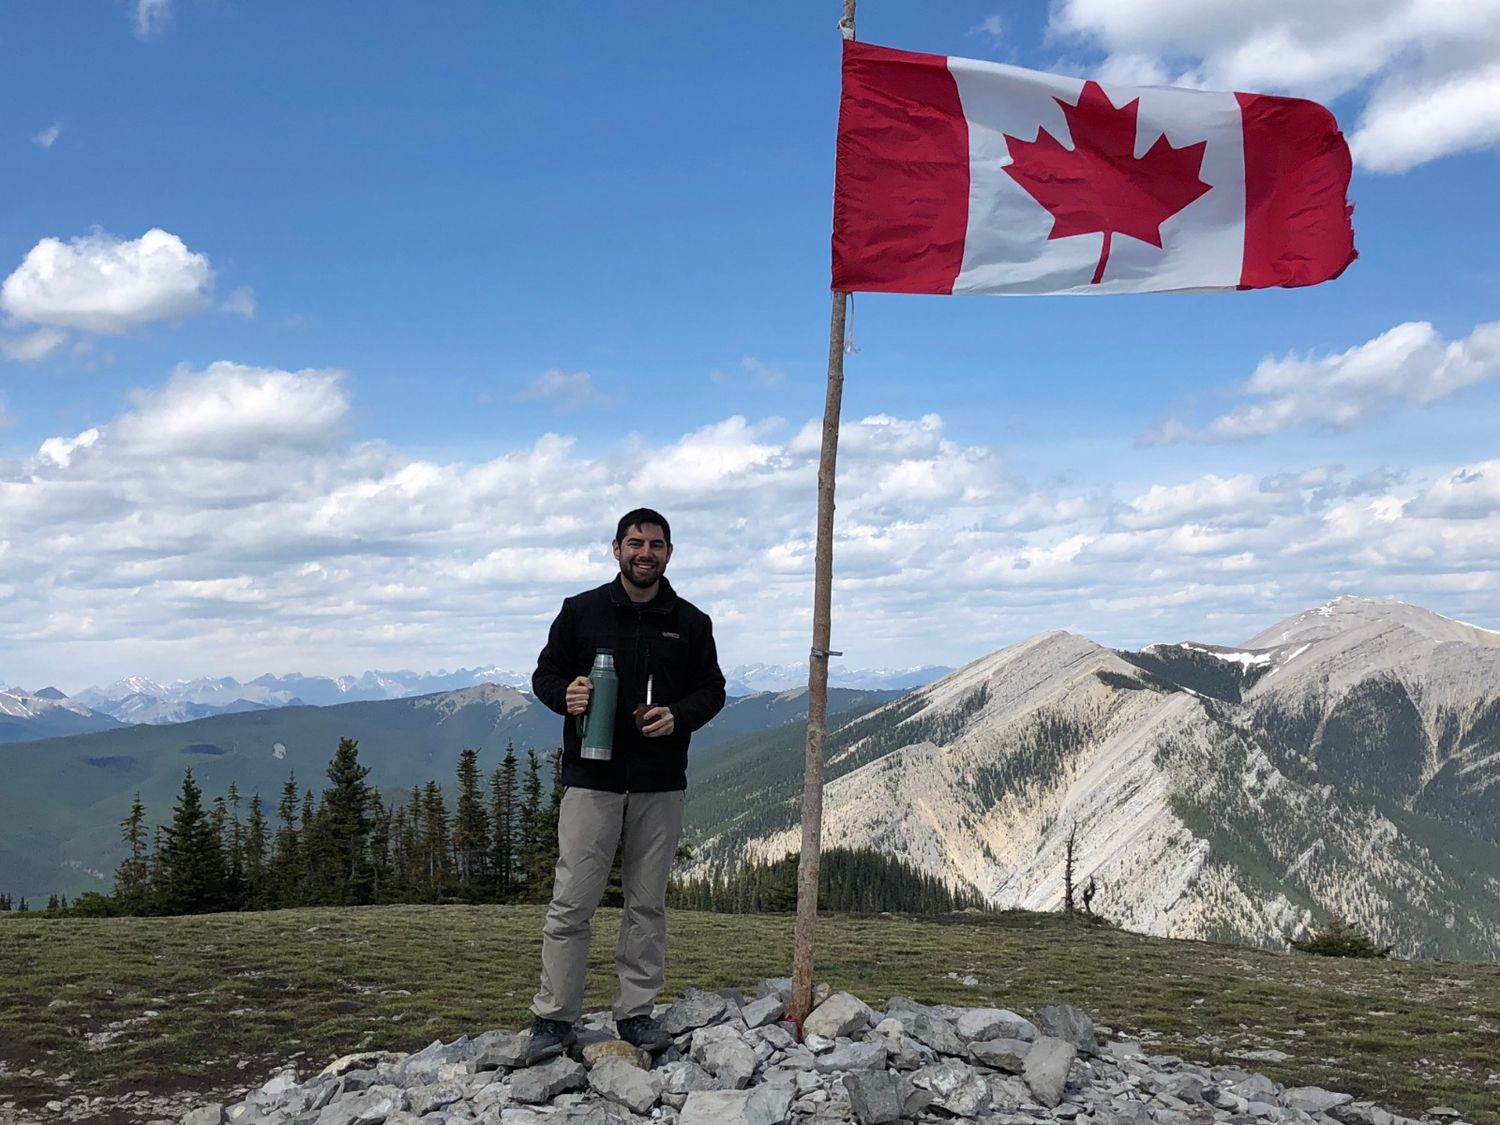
[2,1,1498,691]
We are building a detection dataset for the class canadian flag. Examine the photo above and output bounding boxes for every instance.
[832,40,1356,296]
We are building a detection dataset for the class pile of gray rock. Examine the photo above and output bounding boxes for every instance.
[179,981,1464,1125]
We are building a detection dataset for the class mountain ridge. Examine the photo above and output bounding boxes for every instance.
[685,596,1500,958]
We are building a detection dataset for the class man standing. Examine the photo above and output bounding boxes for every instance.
[527,507,726,1060]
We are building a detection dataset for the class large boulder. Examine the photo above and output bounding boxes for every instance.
[801,991,873,1039]
[679,1083,795,1125]
[587,1055,664,1114]
[1022,1035,1078,1108]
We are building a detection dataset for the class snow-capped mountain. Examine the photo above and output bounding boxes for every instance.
[64,664,942,725]
[688,595,1500,959]
[0,685,122,742]
[70,666,535,723]
[724,663,952,695]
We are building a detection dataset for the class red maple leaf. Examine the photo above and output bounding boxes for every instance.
[1003,81,1212,285]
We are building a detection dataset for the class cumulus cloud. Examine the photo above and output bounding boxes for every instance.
[3,368,1498,688]
[133,0,171,40]
[1142,321,1500,443]
[31,124,61,149]
[110,362,349,458]
[515,369,609,411]
[1,229,214,335]
[1050,0,1500,171]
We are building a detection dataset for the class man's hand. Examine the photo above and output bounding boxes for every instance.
[639,706,675,738]
[565,675,593,715]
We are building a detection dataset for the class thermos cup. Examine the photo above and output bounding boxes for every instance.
[577,648,617,760]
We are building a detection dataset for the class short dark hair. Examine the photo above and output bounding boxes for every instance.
[615,507,671,545]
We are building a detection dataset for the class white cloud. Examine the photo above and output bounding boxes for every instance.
[133,0,171,40]
[1143,321,1500,443]
[1050,0,1500,171]
[1,229,214,334]
[31,124,61,149]
[1352,61,1500,172]
[221,286,256,319]
[2,370,1498,689]
[1,327,68,362]
[515,369,609,411]
[111,362,349,459]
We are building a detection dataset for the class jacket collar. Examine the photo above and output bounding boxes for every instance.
[607,574,677,614]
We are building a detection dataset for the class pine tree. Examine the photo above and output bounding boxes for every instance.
[369,793,393,902]
[243,793,269,908]
[223,781,246,902]
[520,748,564,903]
[114,791,151,914]
[489,743,519,901]
[268,773,302,907]
[157,769,229,915]
[316,738,375,905]
[516,749,545,900]
[452,747,489,896]
[420,781,451,899]
[395,785,424,896]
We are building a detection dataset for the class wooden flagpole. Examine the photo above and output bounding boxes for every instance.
[789,0,856,1030]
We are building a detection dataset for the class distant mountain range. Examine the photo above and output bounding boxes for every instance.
[684,596,1500,960]
[0,663,950,733]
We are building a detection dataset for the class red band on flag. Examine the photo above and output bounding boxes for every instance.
[1237,92,1357,290]
[832,39,970,294]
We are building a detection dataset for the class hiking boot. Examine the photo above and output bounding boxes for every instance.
[615,1013,673,1054]
[525,1015,577,1065]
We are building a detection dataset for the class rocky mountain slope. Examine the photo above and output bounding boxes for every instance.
[687,597,1500,958]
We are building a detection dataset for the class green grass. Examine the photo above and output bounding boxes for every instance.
[1,907,1497,1124]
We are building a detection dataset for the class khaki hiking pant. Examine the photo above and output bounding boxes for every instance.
[532,787,686,1023]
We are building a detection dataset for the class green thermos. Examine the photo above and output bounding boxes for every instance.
[577,648,617,760]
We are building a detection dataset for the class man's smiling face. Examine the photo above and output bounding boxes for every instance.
[613,522,672,591]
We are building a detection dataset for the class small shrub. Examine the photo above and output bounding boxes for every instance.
[1290,916,1393,959]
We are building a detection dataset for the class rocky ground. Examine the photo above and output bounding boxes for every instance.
[2,979,1479,1125]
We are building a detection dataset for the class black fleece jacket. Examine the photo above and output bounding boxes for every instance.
[532,575,726,792]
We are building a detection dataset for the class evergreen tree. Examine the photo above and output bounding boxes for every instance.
[395,785,424,896]
[420,781,451,899]
[368,793,393,902]
[0,894,11,911]
[223,781,246,901]
[516,749,545,900]
[269,772,302,907]
[297,787,318,899]
[489,743,519,901]
[243,793,269,899]
[452,747,489,895]
[157,769,229,915]
[316,738,375,905]
[114,791,151,914]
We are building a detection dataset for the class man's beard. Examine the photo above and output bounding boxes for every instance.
[620,559,660,589]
